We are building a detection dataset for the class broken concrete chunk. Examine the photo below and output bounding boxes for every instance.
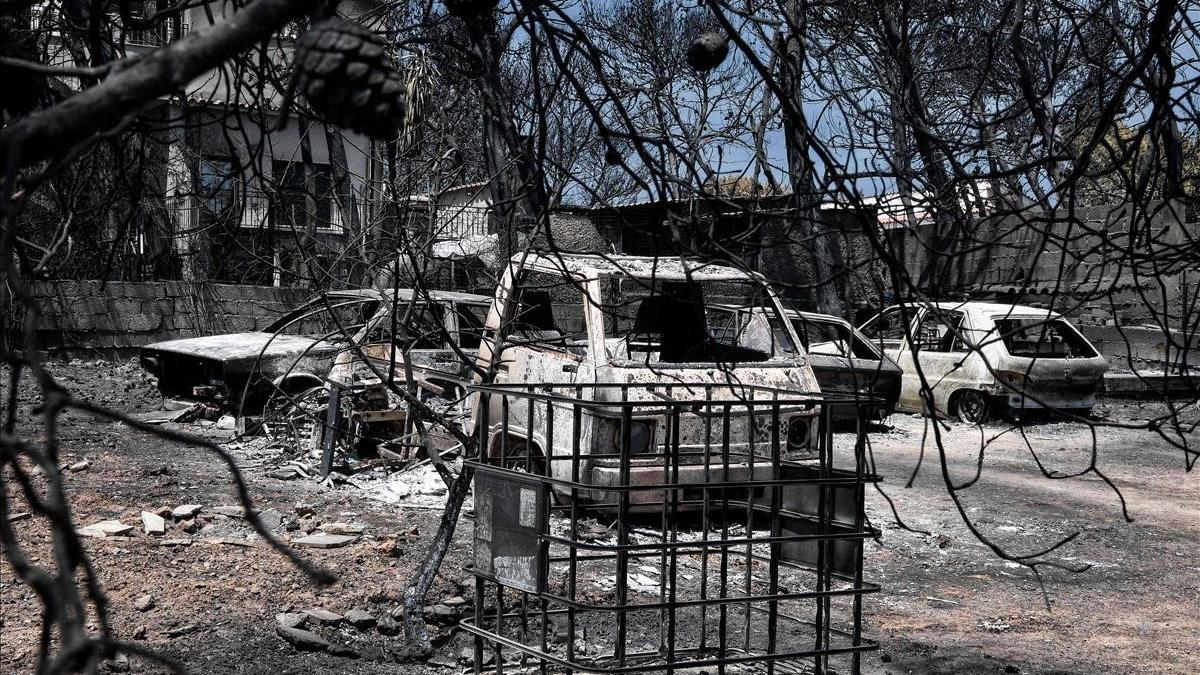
[327,643,361,659]
[7,512,32,523]
[80,520,133,538]
[215,415,237,430]
[424,604,456,622]
[132,626,147,640]
[207,506,246,518]
[178,518,201,534]
[171,504,202,520]
[254,508,284,531]
[320,522,366,536]
[276,625,331,652]
[344,608,376,629]
[276,613,308,629]
[134,595,155,612]
[141,511,166,536]
[67,460,91,472]
[292,534,357,549]
[303,609,343,626]
[269,468,299,480]
[442,596,468,607]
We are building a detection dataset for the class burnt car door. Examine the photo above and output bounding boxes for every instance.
[903,308,974,415]
[793,316,898,414]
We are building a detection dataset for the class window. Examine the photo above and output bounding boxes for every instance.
[792,318,880,360]
[603,278,776,364]
[272,161,337,232]
[265,298,380,340]
[913,310,967,353]
[199,156,236,222]
[510,272,588,353]
[454,303,490,349]
[860,306,915,350]
[993,318,1097,358]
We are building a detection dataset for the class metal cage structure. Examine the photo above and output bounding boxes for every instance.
[462,382,881,675]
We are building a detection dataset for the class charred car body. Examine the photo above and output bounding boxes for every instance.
[140,288,491,417]
[859,301,1108,423]
[706,306,901,422]
[473,253,824,507]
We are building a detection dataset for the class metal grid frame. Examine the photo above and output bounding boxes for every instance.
[463,382,880,675]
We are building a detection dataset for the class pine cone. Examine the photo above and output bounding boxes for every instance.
[686,32,729,72]
[294,17,406,140]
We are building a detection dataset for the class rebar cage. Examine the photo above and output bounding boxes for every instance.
[463,383,880,675]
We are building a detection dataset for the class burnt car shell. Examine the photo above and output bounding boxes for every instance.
[140,332,338,414]
[781,310,902,421]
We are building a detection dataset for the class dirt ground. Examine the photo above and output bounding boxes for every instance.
[2,359,1198,674]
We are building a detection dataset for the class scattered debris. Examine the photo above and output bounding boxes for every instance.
[7,512,31,523]
[141,511,166,536]
[276,625,332,652]
[345,608,376,629]
[376,616,400,636]
[303,609,343,626]
[215,414,237,430]
[163,624,199,638]
[66,459,91,472]
[292,533,357,549]
[319,522,365,535]
[132,626,147,640]
[171,504,202,520]
[255,508,284,530]
[79,520,133,538]
[276,613,308,630]
[133,595,155,612]
[207,506,246,518]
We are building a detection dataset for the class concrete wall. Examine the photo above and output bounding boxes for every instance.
[26,280,311,356]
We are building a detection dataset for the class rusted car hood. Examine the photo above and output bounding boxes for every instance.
[141,333,325,362]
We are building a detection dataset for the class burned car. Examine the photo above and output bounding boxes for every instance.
[706,306,901,422]
[779,309,902,421]
[139,289,492,419]
[473,253,824,507]
[859,301,1108,423]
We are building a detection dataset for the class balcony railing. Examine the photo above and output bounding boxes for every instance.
[165,189,365,235]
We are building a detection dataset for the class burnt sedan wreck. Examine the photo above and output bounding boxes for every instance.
[139,288,491,417]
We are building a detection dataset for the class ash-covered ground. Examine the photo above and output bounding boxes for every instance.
[2,359,1197,674]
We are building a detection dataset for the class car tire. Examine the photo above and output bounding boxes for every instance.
[950,390,991,425]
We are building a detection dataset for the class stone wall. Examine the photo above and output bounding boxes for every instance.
[25,280,311,356]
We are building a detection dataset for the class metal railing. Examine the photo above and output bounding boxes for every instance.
[464,382,880,675]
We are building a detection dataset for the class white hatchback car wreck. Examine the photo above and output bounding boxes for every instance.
[473,253,824,506]
[859,302,1108,423]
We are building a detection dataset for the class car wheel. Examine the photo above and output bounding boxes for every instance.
[951,390,991,425]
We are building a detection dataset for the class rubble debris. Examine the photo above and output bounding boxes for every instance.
[345,608,376,630]
[276,613,308,630]
[66,459,91,472]
[292,533,357,549]
[7,512,31,523]
[276,625,332,652]
[171,504,202,520]
[303,609,343,626]
[132,626,147,640]
[424,604,456,623]
[319,522,365,536]
[216,415,237,430]
[178,518,201,534]
[158,539,192,547]
[375,616,400,636]
[141,511,166,536]
[79,520,133,538]
[255,508,283,530]
[163,624,199,638]
[207,506,246,518]
[134,595,156,612]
